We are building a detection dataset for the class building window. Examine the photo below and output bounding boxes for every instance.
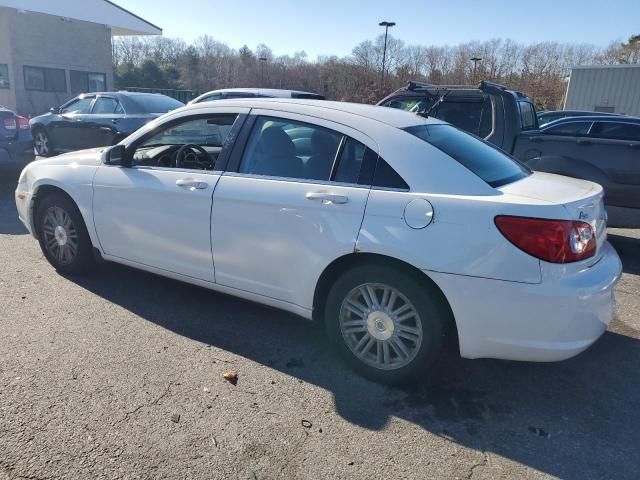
[70,71,106,93]
[0,64,9,89]
[24,66,66,92]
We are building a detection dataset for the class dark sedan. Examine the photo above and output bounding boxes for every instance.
[0,106,34,167]
[515,116,640,227]
[537,109,620,126]
[30,92,184,156]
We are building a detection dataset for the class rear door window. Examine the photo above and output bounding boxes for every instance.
[591,122,640,141]
[92,97,119,114]
[543,121,592,136]
[404,124,529,188]
[239,116,342,181]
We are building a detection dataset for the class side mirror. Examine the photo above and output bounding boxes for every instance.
[103,144,127,166]
[49,107,60,114]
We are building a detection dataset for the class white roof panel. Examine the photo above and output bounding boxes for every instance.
[0,0,161,35]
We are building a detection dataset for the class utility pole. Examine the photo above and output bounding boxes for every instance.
[379,21,396,96]
[259,56,267,86]
[470,56,482,84]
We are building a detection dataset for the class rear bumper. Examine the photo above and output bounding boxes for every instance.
[0,133,35,166]
[428,241,622,362]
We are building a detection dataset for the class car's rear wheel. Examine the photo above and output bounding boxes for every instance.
[35,192,96,274]
[33,129,53,157]
[325,264,450,385]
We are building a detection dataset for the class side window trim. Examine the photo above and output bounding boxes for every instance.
[329,135,347,181]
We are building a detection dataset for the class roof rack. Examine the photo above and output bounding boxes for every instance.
[407,79,508,92]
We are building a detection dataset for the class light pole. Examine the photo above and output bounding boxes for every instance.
[470,56,482,84]
[259,56,267,86]
[379,21,395,95]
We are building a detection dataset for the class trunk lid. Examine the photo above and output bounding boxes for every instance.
[499,172,607,266]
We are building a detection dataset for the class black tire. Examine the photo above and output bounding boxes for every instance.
[35,192,96,274]
[33,128,54,157]
[325,264,451,385]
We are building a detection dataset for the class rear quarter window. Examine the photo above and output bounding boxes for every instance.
[404,124,530,188]
[518,101,537,130]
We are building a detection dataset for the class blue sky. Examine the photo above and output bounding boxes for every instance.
[118,0,638,59]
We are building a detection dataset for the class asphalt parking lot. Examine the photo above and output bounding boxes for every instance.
[1,164,639,480]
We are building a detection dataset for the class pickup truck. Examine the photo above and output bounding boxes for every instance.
[379,81,639,227]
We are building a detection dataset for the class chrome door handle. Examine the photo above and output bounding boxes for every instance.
[306,191,349,204]
[176,178,208,190]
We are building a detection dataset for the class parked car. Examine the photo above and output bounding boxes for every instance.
[515,116,640,227]
[381,81,640,227]
[0,106,34,166]
[29,92,184,157]
[378,80,539,150]
[189,88,325,104]
[16,99,621,384]
[538,109,620,126]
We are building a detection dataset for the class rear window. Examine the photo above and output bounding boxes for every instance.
[433,98,493,138]
[130,95,184,113]
[404,124,530,188]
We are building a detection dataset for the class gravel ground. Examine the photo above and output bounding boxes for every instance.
[1,164,639,480]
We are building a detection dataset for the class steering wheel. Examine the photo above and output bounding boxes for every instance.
[175,144,210,168]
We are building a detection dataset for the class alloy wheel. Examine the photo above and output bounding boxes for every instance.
[34,131,49,155]
[339,283,423,370]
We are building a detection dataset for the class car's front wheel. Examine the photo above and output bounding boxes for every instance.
[35,192,96,274]
[325,264,451,385]
[33,129,53,157]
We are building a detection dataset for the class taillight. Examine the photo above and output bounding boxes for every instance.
[3,117,16,130]
[17,116,30,130]
[495,215,596,263]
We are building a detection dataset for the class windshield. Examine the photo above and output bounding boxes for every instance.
[131,95,184,113]
[404,124,530,188]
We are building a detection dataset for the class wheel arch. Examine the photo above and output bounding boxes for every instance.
[312,252,460,352]
[31,184,77,236]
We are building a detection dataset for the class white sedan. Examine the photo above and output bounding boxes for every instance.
[15,99,622,384]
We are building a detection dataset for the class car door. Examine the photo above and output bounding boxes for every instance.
[587,121,640,209]
[56,96,96,151]
[211,111,375,309]
[92,109,249,282]
[513,120,594,162]
[86,96,126,147]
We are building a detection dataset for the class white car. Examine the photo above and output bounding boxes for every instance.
[189,88,325,104]
[15,99,622,384]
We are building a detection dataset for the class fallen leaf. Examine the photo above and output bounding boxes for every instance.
[223,371,238,385]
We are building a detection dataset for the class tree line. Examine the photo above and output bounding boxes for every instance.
[112,34,640,109]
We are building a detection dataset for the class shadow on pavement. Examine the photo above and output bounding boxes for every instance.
[66,259,640,480]
[608,233,640,275]
[0,166,28,235]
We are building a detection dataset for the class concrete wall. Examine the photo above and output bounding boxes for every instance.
[0,7,114,116]
[564,65,640,116]
[0,8,15,110]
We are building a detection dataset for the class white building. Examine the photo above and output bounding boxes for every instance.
[0,0,161,115]
[564,64,640,116]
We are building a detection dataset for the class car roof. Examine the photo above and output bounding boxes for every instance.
[185,98,445,129]
[543,115,640,127]
[539,110,619,116]
[197,88,321,98]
